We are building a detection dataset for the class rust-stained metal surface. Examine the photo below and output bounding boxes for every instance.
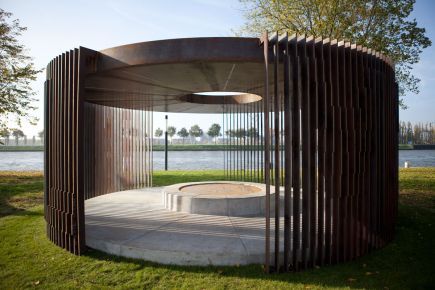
[258,34,398,272]
[44,36,398,272]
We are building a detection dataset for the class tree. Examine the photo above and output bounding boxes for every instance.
[11,129,24,145]
[225,129,236,144]
[154,128,163,138]
[177,127,189,144]
[238,0,431,109]
[246,127,259,138]
[189,125,203,143]
[0,128,10,145]
[235,128,247,139]
[167,126,176,144]
[0,9,42,132]
[207,123,221,144]
[38,130,44,140]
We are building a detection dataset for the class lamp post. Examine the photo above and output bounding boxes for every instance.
[165,115,168,171]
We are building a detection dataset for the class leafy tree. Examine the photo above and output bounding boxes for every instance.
[167,126,176,144]
[11,129,24,145]
[189,125,203,143]
[225,129,236,138]
[207,123,221,144]
[238,0,431,109]
[247,127,259,138]
[235,128,247,139]
[38,130,44,140]
[0,128,10,145]
[177,127,189,144]
[0,9,42,132]
[154,128,163,138]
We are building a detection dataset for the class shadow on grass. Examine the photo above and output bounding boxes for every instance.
[0,172,44,217]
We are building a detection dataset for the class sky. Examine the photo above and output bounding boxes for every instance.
[1,0,434,137]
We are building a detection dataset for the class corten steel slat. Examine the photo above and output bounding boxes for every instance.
[369,49,375,251]
[232,106,238,180]
[246,102,248,180]
[338,42,346,261]
[249,99,252,181]
[358,46,370,255]
[343,43,351,261]
[337,42,347,263]
[359,46,367,257]
[322,39,333,265]
[242,105,245,180]
[375,54,385,248]
[307,37,317,267]
[381,55,386,246]
[236,103,239,180]
[282,33,291,271]
[373,53,379,250]
[250,101,253,181]
[230,105,232,180]
[52,57,56,223]
[315,37,326,265]
[299,35,311,270]
[365,49,371,252]
[233,104,235,180]
[46,61,52,241]
[223,103,226,179]
[261,32,271,273]
[225,103,227,179]
[352,45,359,257]
[290,35,301,271]
[371,50,378,251]
[64,51,70,250]
[273,33,281,272]
[229,104,231,179]
[357,45,365,257]
[379,54,384,248]
[62,53,66,232]
[249,102,252,181]
[349,43,356,260]
[55,55,60,247]
[44,78,50,237]
[333,40,340,262]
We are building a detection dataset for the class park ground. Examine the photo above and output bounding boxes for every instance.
[1,168,434,289]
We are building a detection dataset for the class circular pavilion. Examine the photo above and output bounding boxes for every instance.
[44,34,399,272]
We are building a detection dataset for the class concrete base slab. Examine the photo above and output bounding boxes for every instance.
[85,187,285,266]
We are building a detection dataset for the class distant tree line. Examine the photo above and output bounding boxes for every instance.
[154,124,222,144]
[0,128,44,146]
[153,123,265,145]
[399,121,435,145]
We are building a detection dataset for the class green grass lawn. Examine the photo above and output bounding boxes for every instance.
[1,169,434,289]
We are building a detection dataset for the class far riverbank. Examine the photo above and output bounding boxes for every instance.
[2,144,435,152]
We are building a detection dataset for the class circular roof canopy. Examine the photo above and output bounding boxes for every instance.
[84,37,265,113]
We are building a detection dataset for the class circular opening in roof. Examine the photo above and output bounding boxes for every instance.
[179,91,262,105]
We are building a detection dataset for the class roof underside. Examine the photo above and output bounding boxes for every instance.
[84,37,265,113]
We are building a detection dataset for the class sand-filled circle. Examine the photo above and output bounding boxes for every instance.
[179,183,262,196]
[163,181,273,217]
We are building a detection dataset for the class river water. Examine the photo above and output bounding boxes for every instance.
[0,150,434,171]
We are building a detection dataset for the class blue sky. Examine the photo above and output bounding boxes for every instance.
[1,0,434,136]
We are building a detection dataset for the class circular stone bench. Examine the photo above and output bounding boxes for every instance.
[163,181,273,217]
